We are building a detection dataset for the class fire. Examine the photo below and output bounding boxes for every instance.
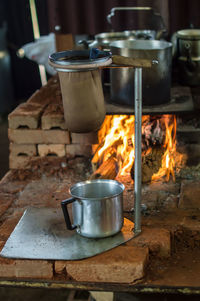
[152,115,176,182]
[92,114,177,182]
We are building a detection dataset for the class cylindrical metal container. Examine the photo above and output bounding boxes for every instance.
[177,29,200,86]
[61,179,125,238]
[110,40,172,106]
[88,31,136,50]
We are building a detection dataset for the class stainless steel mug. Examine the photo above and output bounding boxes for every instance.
[61,179,125,238]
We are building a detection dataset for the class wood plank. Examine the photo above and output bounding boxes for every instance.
[111,55,153,68]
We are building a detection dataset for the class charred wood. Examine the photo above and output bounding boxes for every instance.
[131,146,164,183]
[89,155,117,180]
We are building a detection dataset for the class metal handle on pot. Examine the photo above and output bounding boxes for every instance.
[107,7,152,25]
[61,197,77,230]
[184,42,197,71]
[107,7,166,40]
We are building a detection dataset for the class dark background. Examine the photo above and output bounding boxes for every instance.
[1,0,200,114]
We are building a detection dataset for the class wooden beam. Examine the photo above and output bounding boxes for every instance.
[110,55,153,68]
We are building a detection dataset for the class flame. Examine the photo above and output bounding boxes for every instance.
[152,115,176,181]
[92,114,177,182]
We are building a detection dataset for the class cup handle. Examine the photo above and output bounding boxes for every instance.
[61,197,77,230]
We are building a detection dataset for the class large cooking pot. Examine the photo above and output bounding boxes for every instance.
[87,30,157,51]
[88,31,136,50]
[106,6,166,42]
[110,40,172,106]
[176,29,200,86]
[61,179,125,238]
[80,6,166,51]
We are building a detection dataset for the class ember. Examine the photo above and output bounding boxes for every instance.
[92,115,177,183]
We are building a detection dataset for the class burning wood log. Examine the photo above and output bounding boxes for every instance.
[131,146,164,183]
[89,155,117,180]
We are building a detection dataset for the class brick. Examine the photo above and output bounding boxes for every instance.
[41,104,67,130]
[8,102,43,129]
[0,192,15,218]
[126,227,171,258]
[179,215,200,232]
[14,177,61,209]
[158,195,179,210]
[179,180,200,209]
[8,129,70,144]
[28,79,62,107]
[55,246,149,283]
[9,143,37,157]
[0,241,5,251]
[9,155,32,169]
[71,132,99,144]
[140,190,158,210]
[66,144,92,158]
[144,181,180,195]
[9,155,67,169]
[38,144,65,157]
[0,171,28,194]
[0,258,53,279]
[177,144,200,166]
[27,89,50,107]
[0,212,23,241]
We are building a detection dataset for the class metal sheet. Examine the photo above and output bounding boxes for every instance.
[0,207,135,260]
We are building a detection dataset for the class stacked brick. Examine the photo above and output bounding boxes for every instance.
[8,76,98,169]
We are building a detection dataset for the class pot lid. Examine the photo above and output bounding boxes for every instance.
[177,29,200,39]
[49,49,112,71]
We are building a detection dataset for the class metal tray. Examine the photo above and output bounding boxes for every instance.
[0,207,135,260]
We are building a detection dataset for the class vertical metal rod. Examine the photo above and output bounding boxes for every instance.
[134,67,142,235]
[29,0,47,86]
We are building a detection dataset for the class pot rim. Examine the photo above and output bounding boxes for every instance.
[95,30,156,39]
[70,179,125,200]
[110,39,172,50]
[177,29,200,39]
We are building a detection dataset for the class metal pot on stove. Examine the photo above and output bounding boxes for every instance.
[81,6,166,50]
[110,39,172,106]
[174,29,200,86]
[84,29,158,51]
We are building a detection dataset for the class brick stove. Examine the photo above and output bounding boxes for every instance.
[7,74,200,213]
[8,76,96,168]
[0,74,200,294]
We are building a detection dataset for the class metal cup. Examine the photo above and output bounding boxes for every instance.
[61,179,125,238]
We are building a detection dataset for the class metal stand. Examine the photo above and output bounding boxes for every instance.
[105,59,152,236]
[134,68,142,235]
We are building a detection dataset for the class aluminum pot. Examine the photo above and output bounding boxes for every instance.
[110,40,172,106]
[88,31,136,50]
[81,30,159,53]
[176,29,200,86]
[61,179,125,238]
